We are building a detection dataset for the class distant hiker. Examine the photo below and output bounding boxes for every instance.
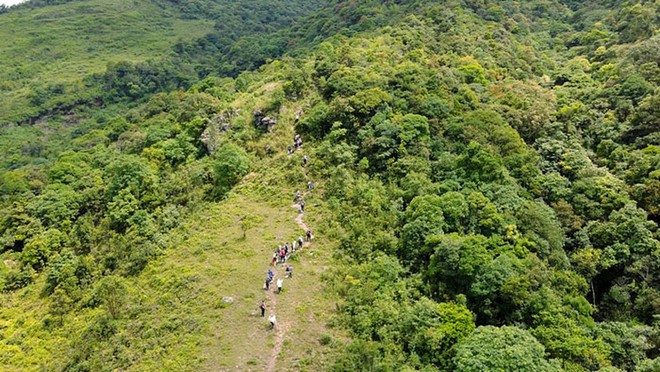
[277,278,283,294]
[272,252,277,266]
[302,155,308,166]
[298,236,304,248]
[265,276,271,290]
[300,200,305,213]
[286,265,293,278]
[295,191,301,202]
[260,301,266,317]
[292,240,297,252]
[269,314,277,329]
[287,145,293,155]
[306,229,312,242]
[307,181,313,190]
[268,269,274,280]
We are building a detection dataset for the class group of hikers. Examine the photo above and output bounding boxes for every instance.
[262,231,313,329]
[263,268,285,293]
[269,237,303,266]
[287,133,304,155]
[260,132,314,330]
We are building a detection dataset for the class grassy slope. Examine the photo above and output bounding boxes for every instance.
[131,101,340,370]
[0,79,339,370]
[191,90,340,371]
[0,0,214,122]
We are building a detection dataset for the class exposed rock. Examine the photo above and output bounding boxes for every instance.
[253,109,277,131]
[253,109,264,125]
[201,108,238,153]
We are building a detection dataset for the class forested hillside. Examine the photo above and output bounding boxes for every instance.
[0,0,658,371]
[0,0,323,123]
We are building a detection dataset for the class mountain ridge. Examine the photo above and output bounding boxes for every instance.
[0,0,658,370]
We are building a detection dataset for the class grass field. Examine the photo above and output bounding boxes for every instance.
[0,0,214,123]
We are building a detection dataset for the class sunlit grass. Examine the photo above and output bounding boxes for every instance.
[0,0,213,122]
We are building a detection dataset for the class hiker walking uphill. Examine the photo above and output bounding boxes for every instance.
[265,268,274,289]
[252,142,320,372]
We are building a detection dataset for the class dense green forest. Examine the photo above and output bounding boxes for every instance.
[0,0,658,370]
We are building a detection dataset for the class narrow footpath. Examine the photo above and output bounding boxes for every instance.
[264,192,313,372]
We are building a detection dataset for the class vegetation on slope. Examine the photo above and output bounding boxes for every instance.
[0,0,211,123]
[0,0,323,124]
[0,0,658,371]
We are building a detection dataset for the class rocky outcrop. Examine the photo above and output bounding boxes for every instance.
[201,109,238,153]
[253,109,276,131]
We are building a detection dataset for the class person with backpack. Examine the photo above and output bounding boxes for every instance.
[298,236,304,248]
[306,229,312,242]
[260,301,266,317]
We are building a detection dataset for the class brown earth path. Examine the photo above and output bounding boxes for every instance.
[264,197,312,372]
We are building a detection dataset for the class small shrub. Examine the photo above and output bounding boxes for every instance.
[319,333,332,346]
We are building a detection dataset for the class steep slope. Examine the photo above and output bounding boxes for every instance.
[0,0,658,371]
[0,83,334,370]
[0,0,213,123]
[0,0,324,124]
